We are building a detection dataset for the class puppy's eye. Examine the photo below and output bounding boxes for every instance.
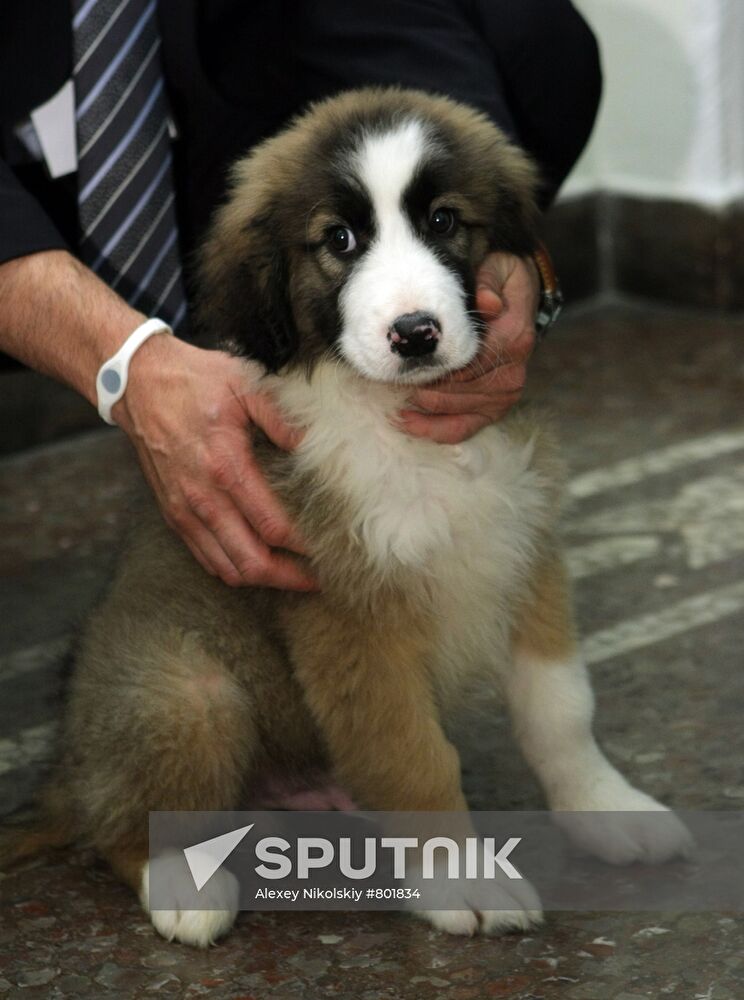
[429,208,457,235]
[328,226,357,254]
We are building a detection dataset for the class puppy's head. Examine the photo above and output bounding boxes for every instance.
[197,88,538,384]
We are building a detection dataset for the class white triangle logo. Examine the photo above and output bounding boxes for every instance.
[183,824,254,891]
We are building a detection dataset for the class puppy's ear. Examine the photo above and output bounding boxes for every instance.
[454,110,541,258]
[195,201,297,370]
[488,174,540,258]
[486,142,541,258]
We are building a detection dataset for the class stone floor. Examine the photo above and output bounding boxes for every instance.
[1,301,743,999]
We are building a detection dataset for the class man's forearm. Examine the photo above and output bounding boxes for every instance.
[0,250,147,407]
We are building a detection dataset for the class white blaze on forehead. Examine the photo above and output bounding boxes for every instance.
[352,119,430,219]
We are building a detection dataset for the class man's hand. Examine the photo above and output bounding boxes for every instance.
[116,335,317,591]
[0,251,314,592]
[397,252,540,444]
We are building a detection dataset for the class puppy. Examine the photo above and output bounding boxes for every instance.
[3,88,690,946]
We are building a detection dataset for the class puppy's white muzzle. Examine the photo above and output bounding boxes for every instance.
[338,227,478,384]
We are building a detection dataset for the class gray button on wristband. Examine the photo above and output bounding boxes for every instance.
[95,318,173,425]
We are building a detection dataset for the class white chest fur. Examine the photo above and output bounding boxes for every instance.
[274,365,551,634]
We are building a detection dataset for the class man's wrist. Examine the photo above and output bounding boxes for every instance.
[112,329,183,433]
[96,318,174,425]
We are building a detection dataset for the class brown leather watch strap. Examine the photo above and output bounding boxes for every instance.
[531,241,563,337]
[532,241,559,296]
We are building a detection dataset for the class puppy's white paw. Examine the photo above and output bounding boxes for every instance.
[413,875,543,937]
[141,853,239,947]
[554,773,694,865]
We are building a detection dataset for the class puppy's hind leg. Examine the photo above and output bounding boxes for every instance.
[106,840,240,949]
[506,549,693,864]
[74,630,254,947]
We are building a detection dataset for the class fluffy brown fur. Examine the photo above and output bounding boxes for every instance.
[2,88,587,938]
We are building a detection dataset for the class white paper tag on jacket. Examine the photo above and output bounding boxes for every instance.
[30,79,77,179]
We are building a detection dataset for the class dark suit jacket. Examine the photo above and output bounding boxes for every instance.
[0,0,600,270]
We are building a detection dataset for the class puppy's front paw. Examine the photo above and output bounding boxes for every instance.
[554,775,694,865]
[413,876,543,937]
[141,852,239,947]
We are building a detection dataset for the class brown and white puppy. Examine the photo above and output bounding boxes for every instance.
[4,88,690,946]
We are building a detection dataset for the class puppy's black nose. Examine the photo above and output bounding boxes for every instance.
[389,312,440,358]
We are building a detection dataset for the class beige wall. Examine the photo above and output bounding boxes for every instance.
[564,0,744,205]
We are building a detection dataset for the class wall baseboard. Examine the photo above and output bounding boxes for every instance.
[543,193,744,312]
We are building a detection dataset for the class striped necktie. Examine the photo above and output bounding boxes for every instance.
[72,0,187,330]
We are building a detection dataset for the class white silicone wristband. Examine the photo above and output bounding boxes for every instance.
[95,318,173,425]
